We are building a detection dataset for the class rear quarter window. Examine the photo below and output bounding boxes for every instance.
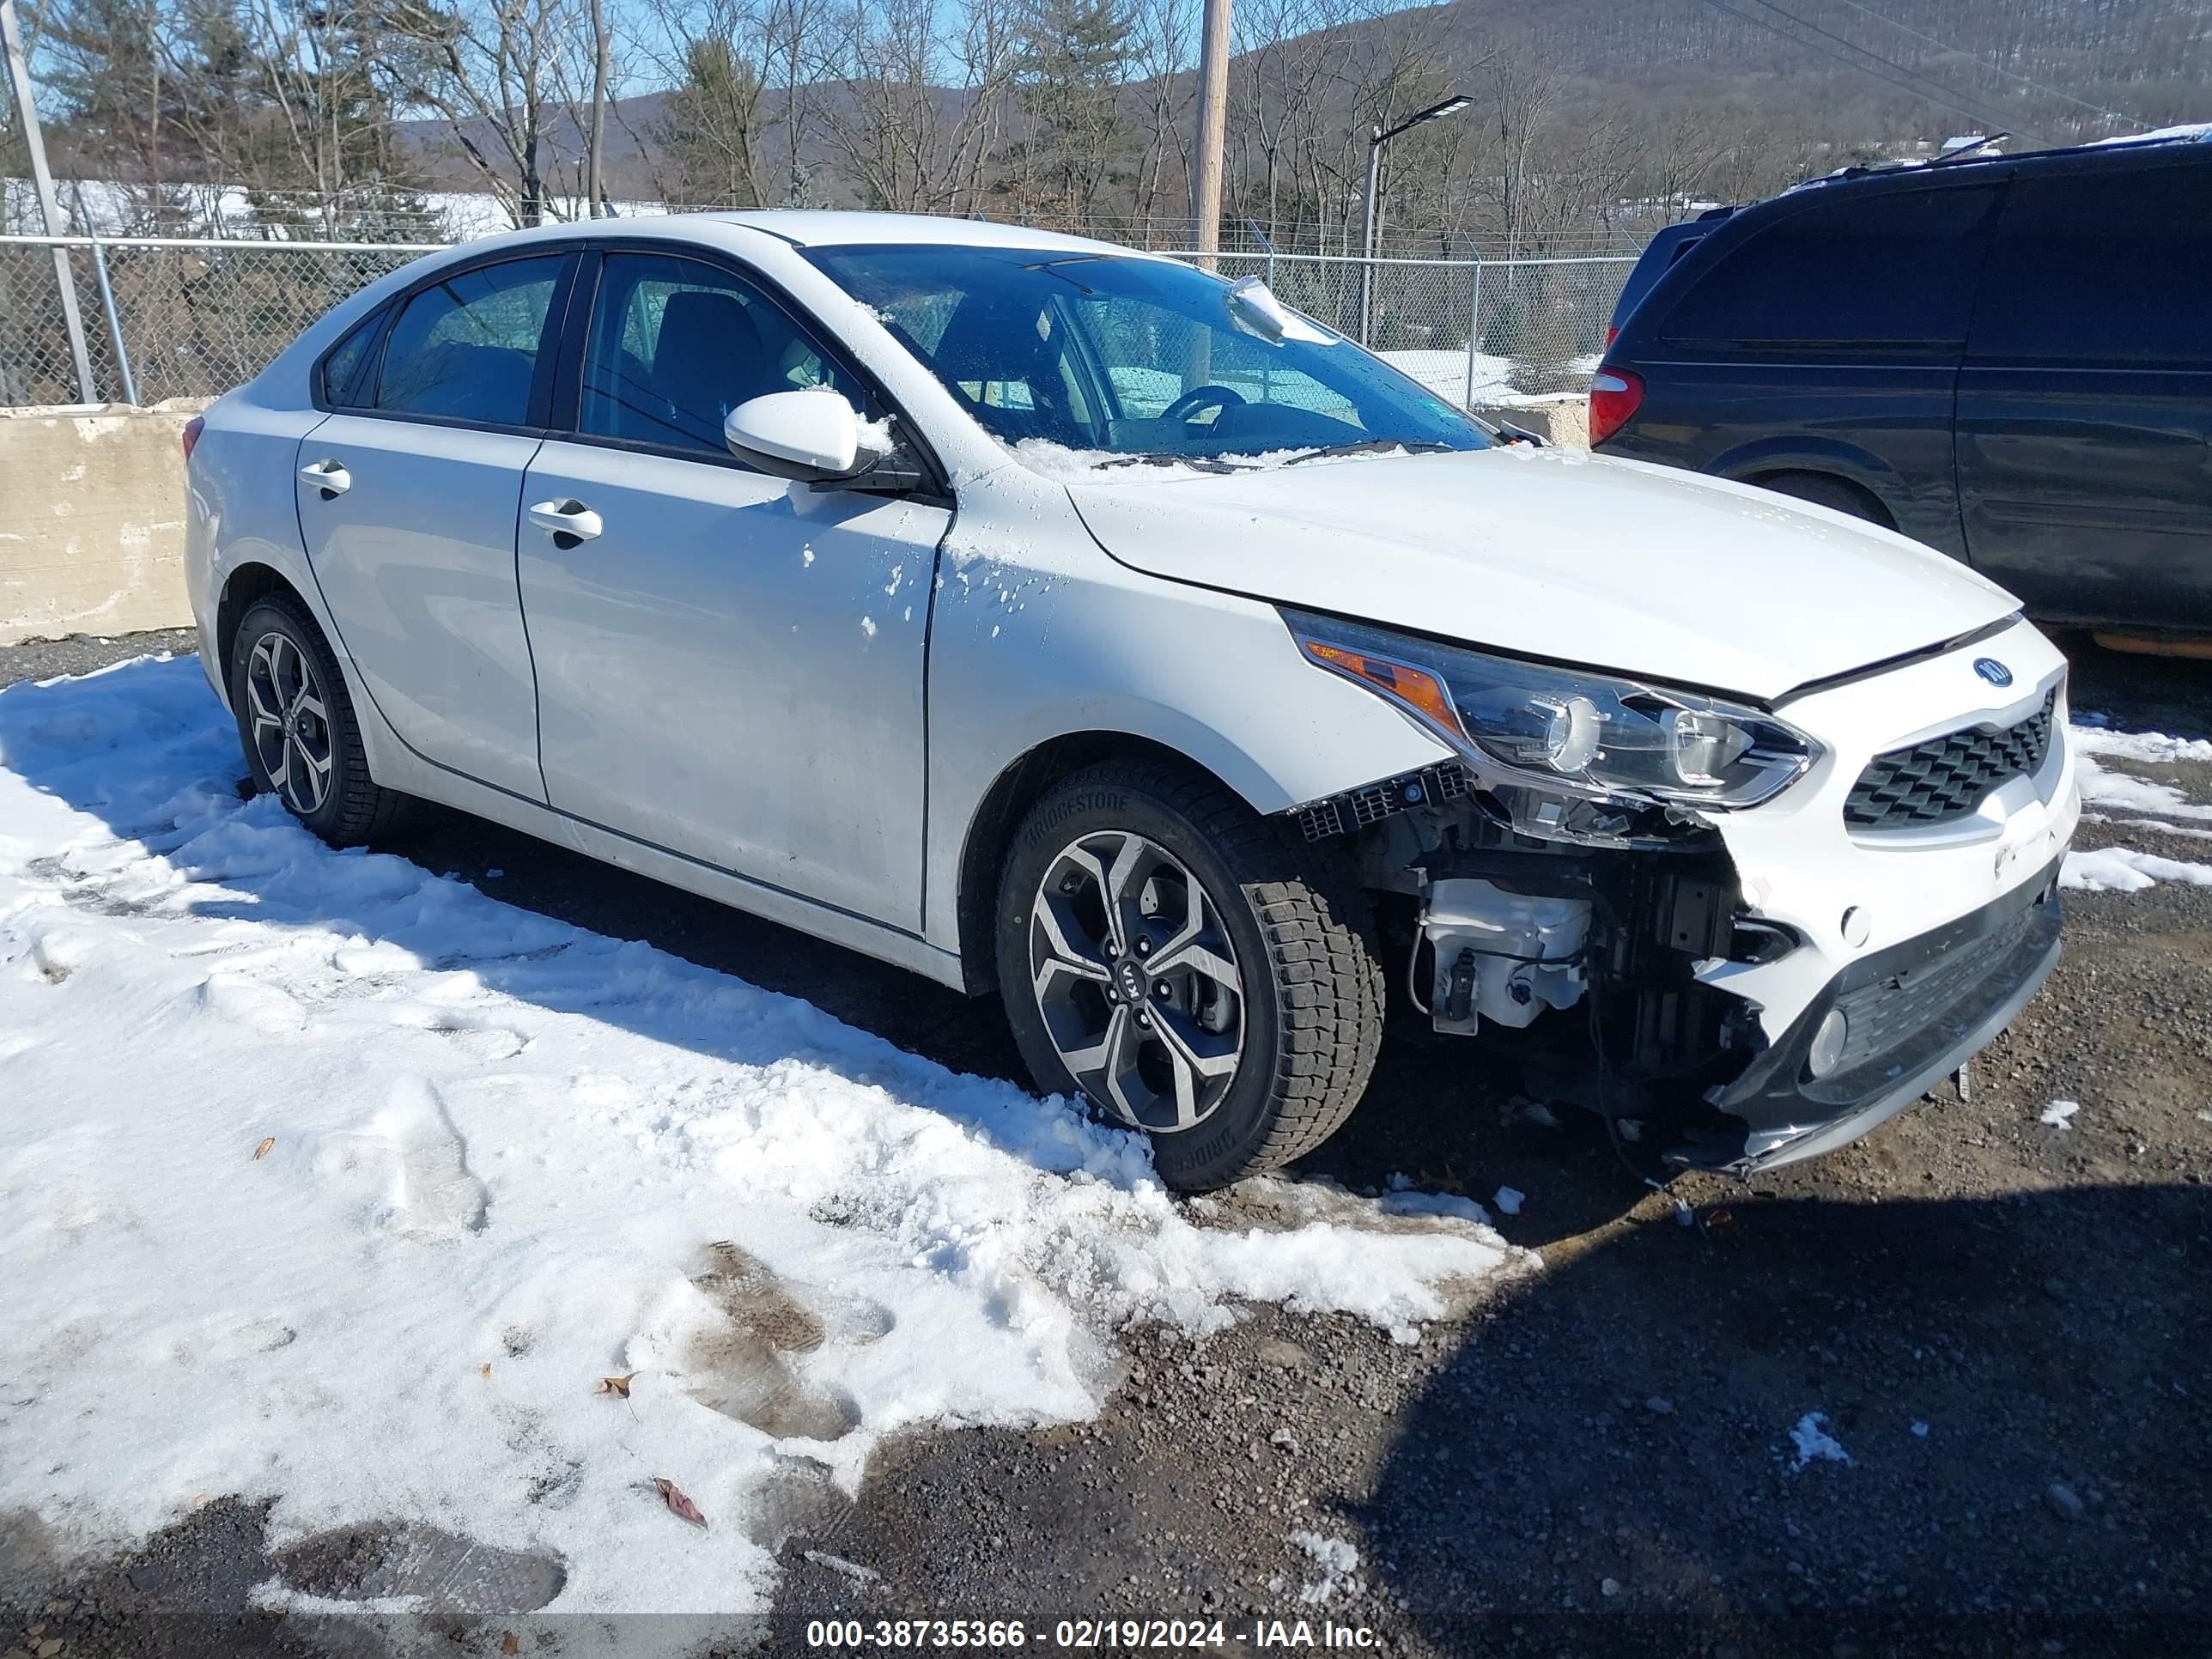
[1658,185,1998,350]
[1968,161,2212,364]
[319,311,383,407]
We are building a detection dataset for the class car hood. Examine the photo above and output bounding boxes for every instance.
[1061,447,2020,702]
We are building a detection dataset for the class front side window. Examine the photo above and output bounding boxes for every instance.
[806,244,1486,465]
[374,254,566,426]
[579,252,863,454]
[1660,185,1998,350]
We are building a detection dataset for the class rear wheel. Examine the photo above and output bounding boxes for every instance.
[228,593,410,846]
[995,758,1385,1191]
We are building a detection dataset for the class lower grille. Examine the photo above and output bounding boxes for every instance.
[1826,892,2042,1079]
[1295,761,1472,842]
[1844,690,2056,830]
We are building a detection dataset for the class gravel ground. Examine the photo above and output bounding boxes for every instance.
[4,629,2209,1659]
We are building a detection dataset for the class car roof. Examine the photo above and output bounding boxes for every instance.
[692,210,1141,256]
[1781,121,2210,201]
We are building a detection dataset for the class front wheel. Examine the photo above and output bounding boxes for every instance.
[995,758,1386,1191]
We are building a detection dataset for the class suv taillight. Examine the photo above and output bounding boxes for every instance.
[1588,368,1644,447]
[181,415,205,462]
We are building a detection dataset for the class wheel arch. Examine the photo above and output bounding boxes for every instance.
[1736,466,1898,530]
[215,562,314,690]
[951,731,1266,998]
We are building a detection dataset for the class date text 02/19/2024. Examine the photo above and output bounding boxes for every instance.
[802,1618,1382,1649]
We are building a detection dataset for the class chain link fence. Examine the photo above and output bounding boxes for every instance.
[1,235,441,407]
[1158,251,1634,402]
[1,233,1632,410]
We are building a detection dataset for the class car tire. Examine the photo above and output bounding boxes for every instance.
[228,592,411,847]
[1757,471,1887,526]
[995,757,1385,1192]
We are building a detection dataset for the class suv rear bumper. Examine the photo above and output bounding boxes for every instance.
[1688,852,2063,1174]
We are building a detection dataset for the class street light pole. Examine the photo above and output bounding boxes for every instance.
[1,0,96,404]
[1358,93,1470,345]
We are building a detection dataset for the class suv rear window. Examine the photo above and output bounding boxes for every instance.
[1660,185,1998,349]
[1968,162,2212,365]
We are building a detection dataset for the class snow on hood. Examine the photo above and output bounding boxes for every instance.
[1065,447,2021,701]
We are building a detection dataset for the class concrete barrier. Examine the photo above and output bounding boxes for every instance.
[0,399,209,647]
[0,387,1589,649]
[1470,392,1589,451]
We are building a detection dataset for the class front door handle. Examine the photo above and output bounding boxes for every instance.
[298,459,351,497]
[527,499,604,544]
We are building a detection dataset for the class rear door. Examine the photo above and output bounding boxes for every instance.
[295,250,575,802]
[1612,184,1997,557]
[515,247,950,927]
[1954,158,2212,629]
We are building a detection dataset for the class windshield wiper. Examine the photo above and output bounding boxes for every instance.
[1093,453,1251,474]
[1281,439,1454,466]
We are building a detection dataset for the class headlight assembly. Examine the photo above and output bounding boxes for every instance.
[1285,610,1821,811]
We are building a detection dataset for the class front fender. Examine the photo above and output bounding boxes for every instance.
[921,471,1452,956]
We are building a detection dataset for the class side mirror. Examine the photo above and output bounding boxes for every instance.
[725,388,881,482]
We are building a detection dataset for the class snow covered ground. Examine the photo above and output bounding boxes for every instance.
[2063,722,2212,892]
[0,656,1518,1636]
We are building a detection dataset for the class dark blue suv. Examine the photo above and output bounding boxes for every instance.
[1592,134,2212,636]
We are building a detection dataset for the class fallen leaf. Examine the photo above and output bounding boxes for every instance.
[596,1372,635,1399]
[480,1362,491,1379]
[252,1136,275,1160]
[654,1476,708,1529]
[501,1634,520,1656]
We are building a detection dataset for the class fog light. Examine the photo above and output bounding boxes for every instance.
[1807,1007,1850,1079]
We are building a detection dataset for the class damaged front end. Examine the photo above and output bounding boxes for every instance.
[1291,752,1771,1167]
[1276,609,2072,1175]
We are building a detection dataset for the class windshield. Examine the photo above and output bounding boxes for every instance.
[805,244,1489,468]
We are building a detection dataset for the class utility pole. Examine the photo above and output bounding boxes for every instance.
[586,0,609,216]
[1190,0,1231,269]
[1,0,97,404]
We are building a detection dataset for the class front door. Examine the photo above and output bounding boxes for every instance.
[517,249,949,927]
[295,251,574,802]
[1955,161,2212,629]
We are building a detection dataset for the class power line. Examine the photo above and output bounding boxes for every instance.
[1735,0,2026,135]
[1822,0,2150,129]
[1695,0,2026,139]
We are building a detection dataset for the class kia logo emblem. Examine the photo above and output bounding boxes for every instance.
[1973,658,2013,687]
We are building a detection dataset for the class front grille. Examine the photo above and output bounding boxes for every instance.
[1844,690,2056,830]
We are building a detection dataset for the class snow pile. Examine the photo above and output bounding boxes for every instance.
[2061,847,2212,894]
[1788,1412,1851,1471]
[1288,1529,1364,1605]
[2062,720,2212,892]
[2040,1099,2081,1128]
[0,657,1518,1623]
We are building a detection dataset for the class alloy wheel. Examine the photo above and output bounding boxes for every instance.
[245,629,335,817]
[1028,830,1245,1133]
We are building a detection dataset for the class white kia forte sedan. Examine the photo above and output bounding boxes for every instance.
[182,213,2080,1190]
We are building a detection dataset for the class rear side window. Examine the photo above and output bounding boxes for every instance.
[374,255,567,426]
[1659,185,1997,350]
[1968,164,2212,365]
[319,312,382,407]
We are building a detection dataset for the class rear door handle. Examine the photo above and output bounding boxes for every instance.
[527,499,604,544]
[298,459,351,496]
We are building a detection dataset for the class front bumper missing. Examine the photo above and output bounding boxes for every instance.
[1686,852,2065,1175]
